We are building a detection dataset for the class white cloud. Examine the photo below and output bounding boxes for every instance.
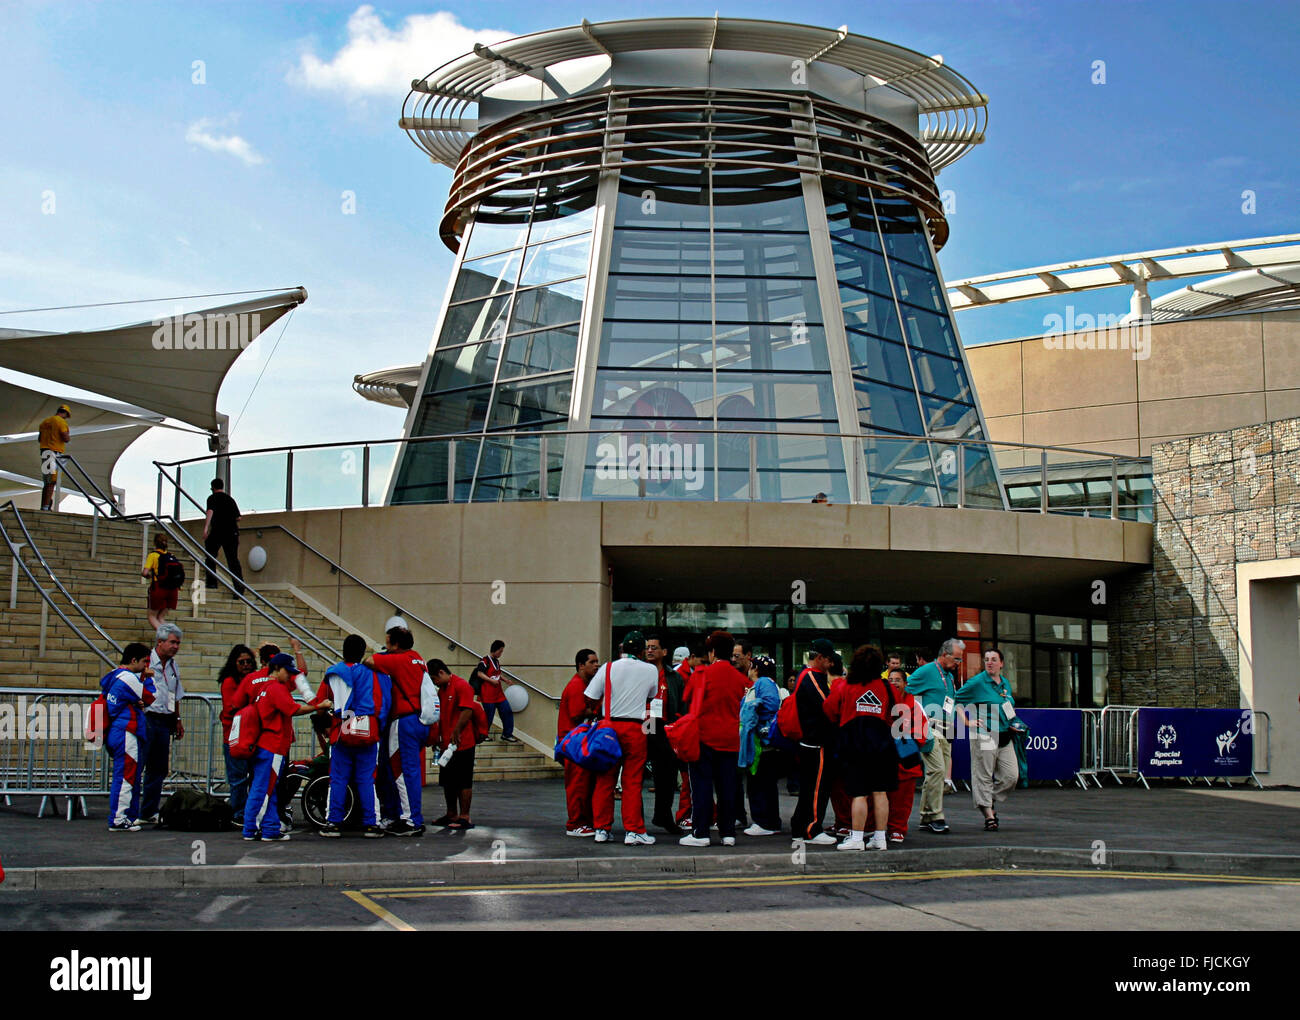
[185,119,265,166]
[290,5,512,99]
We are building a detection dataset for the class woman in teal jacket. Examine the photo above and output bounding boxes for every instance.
[959,648,1019,831]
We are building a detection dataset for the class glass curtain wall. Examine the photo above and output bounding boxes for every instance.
[583,94,847,502]
[823,177,999,506]
[391,120,600,503]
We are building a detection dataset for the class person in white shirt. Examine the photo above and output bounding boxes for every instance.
[140,623,184,823]
[584,630,660,846]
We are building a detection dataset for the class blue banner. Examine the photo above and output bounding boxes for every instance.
[948,708,1083,783]
[1136,708,1254,778]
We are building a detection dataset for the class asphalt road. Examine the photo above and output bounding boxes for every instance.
[5,868,1299,931]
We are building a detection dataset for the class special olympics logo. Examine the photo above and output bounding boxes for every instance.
[1157,724,1177,749]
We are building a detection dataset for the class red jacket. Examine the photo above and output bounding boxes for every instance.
[557,674,589,739]
[690,660,749,753]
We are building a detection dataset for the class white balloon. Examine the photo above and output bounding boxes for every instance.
[385,615,409,633]
[247,545,267,571]
[505,684,529,713]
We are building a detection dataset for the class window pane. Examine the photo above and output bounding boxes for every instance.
[616,172,710,229]
[1035,614,1088,645]
[911,349,973,403]
[920,394,981,436]
[998,611,1032,641]
[598,320,714,370]
[449,249,521,305]
[713,233,817,277]
[714,276,822,324]
[854,378,924,435]
[425,339,501,394]
[713,374,840,422]
[892,263,947,314]
[487,377,572,430]
[510,283,584,333]
[832,240,894,296]
[606,275,713,322]
[410,386,492,436]
[998,641,1032,701]
[900,305,962,360]
[609,230,711,275]
[847,332,916,391]
[863,435,939,505]
[464,210,532,259]
[499,327,579,379]
[872,196,934,269]
[440,294,512,347]
[590,372,713,420]
[473,433,565,502]
[519,233,591,289]
[713,323,832,373]
[528,183,597,242]
[711,182,808,231]
[838,284,902,341]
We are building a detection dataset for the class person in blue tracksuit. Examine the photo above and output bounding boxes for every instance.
[101,642,156,831]
[316,634,391,838]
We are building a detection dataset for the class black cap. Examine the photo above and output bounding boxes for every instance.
[810,638,836,658]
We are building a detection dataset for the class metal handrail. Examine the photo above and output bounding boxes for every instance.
[253,522,559,704]
[0,503,117,669]
[155,425,1155,470]
[55,454,126,520]
[154,426,1153,524]
[54,458,342,666]
[0,502,123,655]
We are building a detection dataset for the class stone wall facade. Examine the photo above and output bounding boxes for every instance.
[1109,417,1300,706]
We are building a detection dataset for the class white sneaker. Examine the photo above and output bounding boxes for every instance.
[837,836,865,851]
[679,834,711,847]
[743,823,776,836]
[721,836,736,847]
[593,829,610,843]
[625,831,656,846]
[802,832,838,846]
[866,834,887,851]
[566,826,596,837]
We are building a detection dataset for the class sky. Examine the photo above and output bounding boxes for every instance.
[1,0,1296,512]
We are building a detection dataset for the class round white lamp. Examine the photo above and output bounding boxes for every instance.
[247,545,267,572]
[505,684,529,713]
[385,615,409,633]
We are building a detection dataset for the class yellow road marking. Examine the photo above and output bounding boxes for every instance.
[342,889,416,931]
[358,867,1300,900]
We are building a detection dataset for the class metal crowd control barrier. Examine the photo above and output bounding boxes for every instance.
[1077,708,1104,788]
[0,689,331,820]
[1098,704,1143,786]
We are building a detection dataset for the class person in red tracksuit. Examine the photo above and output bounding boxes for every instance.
[559,648,600,836]
[585,631,659,846]
[866,666,929,845]
[678,630,750,848]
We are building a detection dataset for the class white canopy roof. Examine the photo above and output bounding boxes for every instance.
[0,288,306,432]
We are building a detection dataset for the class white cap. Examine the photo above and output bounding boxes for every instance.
[672,646,689,665]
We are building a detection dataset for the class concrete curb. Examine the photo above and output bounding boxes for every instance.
[5,844,1300,892]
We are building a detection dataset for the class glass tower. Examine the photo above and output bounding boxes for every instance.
[390,19,1000,507]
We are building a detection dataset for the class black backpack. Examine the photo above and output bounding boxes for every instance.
[159,788,233,831]
[157,552,185,590]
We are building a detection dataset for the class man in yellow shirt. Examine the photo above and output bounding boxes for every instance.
[38,404,71,511]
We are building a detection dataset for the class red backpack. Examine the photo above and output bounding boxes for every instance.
[777,668,826,742]
[471,700,489,742]
[85,695,107,745]
[227,704,261,759]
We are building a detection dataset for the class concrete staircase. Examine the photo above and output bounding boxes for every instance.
[0,509,562,781]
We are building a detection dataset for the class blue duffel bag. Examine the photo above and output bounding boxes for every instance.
[554,663,623,772]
